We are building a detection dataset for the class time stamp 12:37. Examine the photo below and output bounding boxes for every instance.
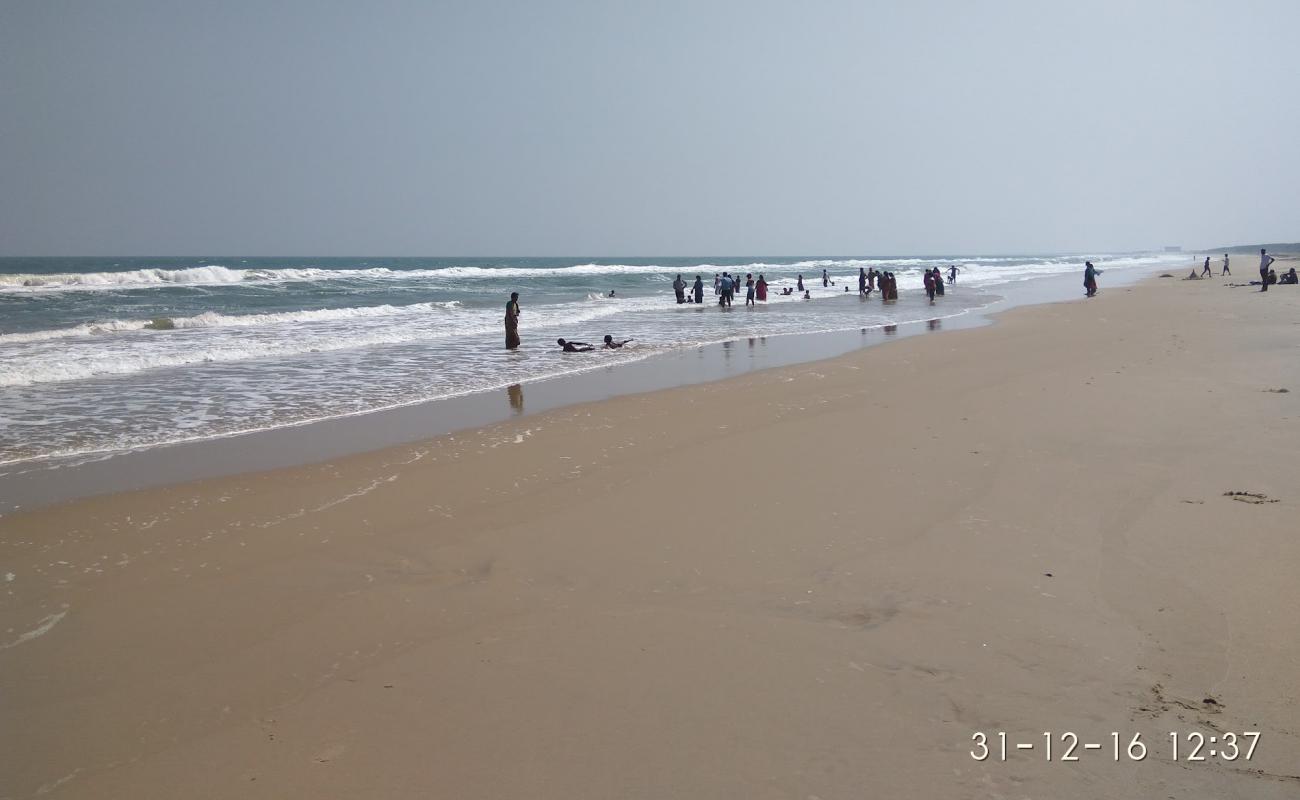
[971,731,1261,762]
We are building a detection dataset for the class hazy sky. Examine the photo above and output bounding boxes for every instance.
[2,1,1297,256]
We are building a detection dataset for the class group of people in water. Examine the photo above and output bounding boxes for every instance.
[507,253,1289,350]
[507,264,967,351]
[664,264,966,309]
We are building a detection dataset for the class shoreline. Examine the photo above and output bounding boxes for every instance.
[2,264,1298,797]
[0,268,1151,513]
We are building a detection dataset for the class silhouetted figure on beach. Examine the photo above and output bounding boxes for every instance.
[867,267,877,294]
[719,273,734,306]
[1083,261,1099,297]
[822,269,830,288]
[1279,267,1298,285]
[504,292,521,349]
[948,265,960,283]
[858,267,867,295]
[1222,254,1230,276]
[693,275,704,303]
[745,273,756,306]
[1259,248,1275,292]
[602,335,633,348]
[673,274,687,304]
[556,338,594,352]
[934,267,945,296]
[1202,256,1212,277]
[924,269,937,303]
[797,274,805,292]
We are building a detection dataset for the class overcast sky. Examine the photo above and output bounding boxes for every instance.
[2,1,1296,256]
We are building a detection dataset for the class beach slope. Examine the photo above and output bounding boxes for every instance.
[2,270,1298,798]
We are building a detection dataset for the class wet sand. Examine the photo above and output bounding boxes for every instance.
[0,268,1140,514]
[2,264,1299,798]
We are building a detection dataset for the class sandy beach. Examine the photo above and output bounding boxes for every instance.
[2,266,1298,798]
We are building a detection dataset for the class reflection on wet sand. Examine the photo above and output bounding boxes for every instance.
[507,383,524,414]
[927,318,942,331]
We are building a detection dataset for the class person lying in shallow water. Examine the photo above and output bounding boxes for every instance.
[603,335,633,349]
[556,338,595,352]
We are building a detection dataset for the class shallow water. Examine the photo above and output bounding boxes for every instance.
[0,254,1184,466]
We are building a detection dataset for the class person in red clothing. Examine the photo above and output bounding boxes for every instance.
[755,273,769,301]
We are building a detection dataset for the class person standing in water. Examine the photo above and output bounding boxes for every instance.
[1222,253,1230,276]
[744,273,756,306]
[948,264,960,283]
[504,292,521,349]
[1083,261,1099,297]
[797,274,805,292]
[755,273,769,302]
[1202,256,1212,278]
[924,269,936,303]
[673,274,687,304]
[822,269,830,288]
[867,268,877,295]
[1259,248,1275,292]
[858,267,867,296]
[693,274,704,303]
[934,267,945,296]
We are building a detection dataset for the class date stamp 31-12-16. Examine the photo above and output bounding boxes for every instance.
[971,731,1261,763]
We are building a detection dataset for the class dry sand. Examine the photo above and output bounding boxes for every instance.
[2,265,1298,798]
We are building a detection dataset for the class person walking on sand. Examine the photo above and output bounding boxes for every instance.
[1222,253,1230,276]
[1202,256,1212,278]
[673,273,687,304]
[822,269,830,288]
[1083,261,1099,297]
[755,273,769,301]
[1259,248,1275,292]
[745,273,756,306]
[693,274,704,304]
[504,292,521,349]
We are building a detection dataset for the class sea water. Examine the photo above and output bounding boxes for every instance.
[0,254,1183,466]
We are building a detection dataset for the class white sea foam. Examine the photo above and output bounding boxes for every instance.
[0,296,660,386]
[0,301,464,343]
[0,255,1177,293]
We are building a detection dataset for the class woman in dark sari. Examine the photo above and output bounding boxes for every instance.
[505,292,521,349]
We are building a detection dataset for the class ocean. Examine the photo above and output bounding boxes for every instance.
[0,254,1183,468]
